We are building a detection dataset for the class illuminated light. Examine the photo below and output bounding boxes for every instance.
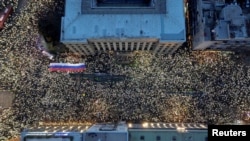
[128,123,132,128]
[233,120,243,125]
[70,126,73,129]
[163,123,167,128]
[177,127,185,130]
[44,130,48,133]
[174,123,178,128]
[151,123,155,128]
[194,124,199,128]
[187,123,193,128]
[181,123,184,127]
[80,130,84,133]
[45,126,49,129]
[54,132,69,136]
[200,124,207,128]
[78,126,81,129]
[157,123,161,128]
[177,127,186,133]
[177,124,183,129]
[26,133,53,136]
[142,122,149,128]
[169,123,174,128]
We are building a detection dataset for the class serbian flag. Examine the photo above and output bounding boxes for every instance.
[49,63,86,73]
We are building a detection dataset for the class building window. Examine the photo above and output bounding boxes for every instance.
[188,136,192,141]
[164,48,170,53]
[140,136,145,140]
[156,136,161,141]
[116,43,120,48]
[172,136,176,141]
[149,46,153,50]
[145,43,149,49]
[135,43,138,49]
[110,45,114,50]
[94,46,98,51]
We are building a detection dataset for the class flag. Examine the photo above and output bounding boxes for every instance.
[48,63,86,73]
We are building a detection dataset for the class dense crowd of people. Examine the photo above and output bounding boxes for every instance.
[0,0,250,140]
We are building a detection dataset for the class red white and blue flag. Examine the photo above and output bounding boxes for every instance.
[48,63,86,73]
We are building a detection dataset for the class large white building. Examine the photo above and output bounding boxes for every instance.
[60,0,186,55]
[20,122,208,141]
[191,0,250,50]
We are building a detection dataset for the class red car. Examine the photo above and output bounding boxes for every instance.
[0,5,13,30]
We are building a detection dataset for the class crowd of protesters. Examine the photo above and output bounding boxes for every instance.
[0,0,250,140]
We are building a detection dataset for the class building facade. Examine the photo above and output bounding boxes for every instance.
[20,122,208,141]
[191,0,250,50]
[60,0,186,55]
[128,123,208,141]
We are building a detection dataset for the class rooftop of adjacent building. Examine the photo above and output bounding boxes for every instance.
[60,0,186,42]
[191,0,250,50]
[198,0,250,40]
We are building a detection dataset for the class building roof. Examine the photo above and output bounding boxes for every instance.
[22,125,90,133]
[61,0,186,42]
[21,123,208,135]
[214,4,248,40]
[128,123,207,131]
[86,123,128,133]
